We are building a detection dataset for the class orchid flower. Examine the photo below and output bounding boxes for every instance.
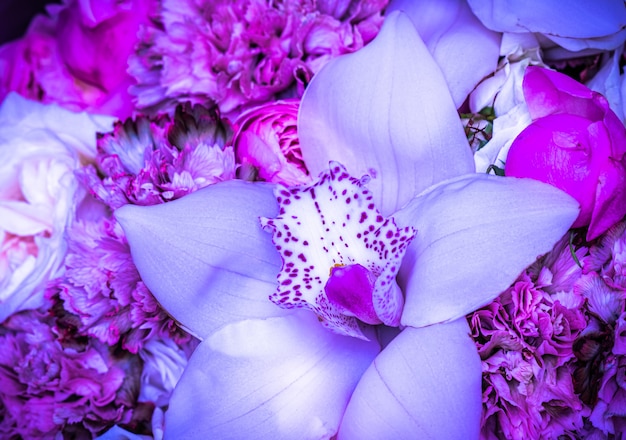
[387,0,501,108]
[115,11,579,439]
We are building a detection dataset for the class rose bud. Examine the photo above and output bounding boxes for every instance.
[506,66,626,240]
[233,99,311,186]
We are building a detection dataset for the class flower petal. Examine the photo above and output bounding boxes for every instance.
[587,45,625,122]
[393,174,580,327]
[298,10,474,217]
[165,311,380,439]
[467,0,626,51]
[338,319,481,440]
[115,180,284,339]
[388,0,501,107]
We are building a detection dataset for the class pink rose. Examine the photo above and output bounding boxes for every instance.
[506,66,626,240]
[233,99,311,186]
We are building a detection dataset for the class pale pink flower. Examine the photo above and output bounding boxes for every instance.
[0,93,114,323]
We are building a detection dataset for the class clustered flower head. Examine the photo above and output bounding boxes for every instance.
[0,309,141,439]
[29,99,243,436]
[577,220,626,435]
[469,236,591,438]
[48,101,237,355]
[470,218,626,439]
[129,0,389,115]
[233,99,311,186]
[78,101,236,209]
[47,218,192,354]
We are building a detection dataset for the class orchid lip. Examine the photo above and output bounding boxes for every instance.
[324,263,382,326]
[260,161,417,339]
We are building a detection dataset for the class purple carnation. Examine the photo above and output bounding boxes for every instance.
[469,236,590,439]
[128,0,388,115]
[0,309,140,438]
[48,217,191,354]
[575,219,626,435]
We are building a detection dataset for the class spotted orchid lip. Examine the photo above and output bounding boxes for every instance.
[260,161,417,339]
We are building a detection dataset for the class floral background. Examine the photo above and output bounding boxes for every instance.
[1,1,626,439]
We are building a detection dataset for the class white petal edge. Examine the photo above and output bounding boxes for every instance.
[467,0,626,51]
[394,173,580,328]
[165,311,380,440]
[338,319,482,440]
[298,10,474,217]
[115,180,285,339]
[388,0,501,107]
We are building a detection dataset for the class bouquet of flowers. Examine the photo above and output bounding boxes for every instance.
[1,0,626,439]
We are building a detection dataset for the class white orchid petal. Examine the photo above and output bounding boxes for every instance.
[587,47,625,123]
[388,0,501,107]
[165,311,380,439]
[468,0,626,51]
[338,319,481,440]
[394,174,580,327]
[298,10,474,217]
[115,180,285,339]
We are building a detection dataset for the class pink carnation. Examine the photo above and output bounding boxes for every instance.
[573,220,626,435]
[0,309,139,438]
[129,0,388,115]
[469,238,590,438]
[589,354,626,435]
[583,219,626,290]
[78,102,235,210]
[48,217,191,354]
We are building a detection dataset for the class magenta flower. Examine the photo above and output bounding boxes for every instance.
[233,99,311,186]
[0,0,149,118]
[48,217,191,353]
[505,66,626,240]
[115,12,578,439]
[469,244,590,438]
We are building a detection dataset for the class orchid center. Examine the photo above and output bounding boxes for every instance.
[261,162,416,339]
